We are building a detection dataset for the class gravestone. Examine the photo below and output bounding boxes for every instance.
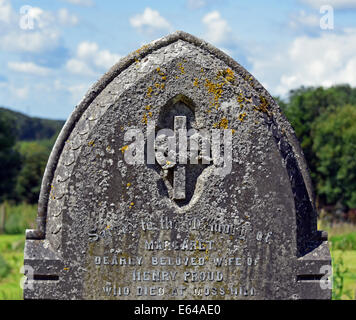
[24,31,332,300]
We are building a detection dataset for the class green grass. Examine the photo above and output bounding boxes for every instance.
[0,234,25,300]
[331,249,356,300]
[0,202,37,300]
[330,232,356,251]
[0,202,37,235]
[319,221,356,238]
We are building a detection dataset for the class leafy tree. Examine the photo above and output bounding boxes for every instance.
[280,85,356,207]
[0,107,65,141]
[0,114,21,201]
[313,104,356,208]
[282,85,354,180]
[14,141,50,204]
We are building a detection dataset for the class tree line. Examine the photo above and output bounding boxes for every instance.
[0,85,355,215]
[277,84,356,212]
[0,108,63,204]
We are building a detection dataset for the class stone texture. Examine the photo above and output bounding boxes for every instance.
[24,31,331,300]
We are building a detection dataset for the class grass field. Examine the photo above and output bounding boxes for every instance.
[0,224,355,300]
[331,249,356,299]
[323,222,356,300]
[0,234,25,300]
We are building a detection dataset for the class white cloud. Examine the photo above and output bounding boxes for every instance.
[301,0,356,9]
[21,6,79,28]
[77,41,99,60]
[95,49,121,69]
[66,41,121,75]
[0,30,60,53]
[8,61,51,76]
[186,0,225,10]
[249,29,356,96]
[0,81,28,99]
[67,83,92,104]
[130,7,171,34]
[0,2,77,54]
[186,0,207,10]
[76,41,121,69]
[289,10,320,30]
[66,59,95,76]
[28,6,51,29]
[52,79,92,105]
[58,8,79,26]
[0,0,13,24]
[10,85,29,99]
[62,0,94,6]
[202,11,231,45]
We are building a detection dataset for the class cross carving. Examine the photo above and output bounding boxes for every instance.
[172,116,186,200]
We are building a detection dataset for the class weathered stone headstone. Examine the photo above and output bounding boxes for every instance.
[24,31,332,300]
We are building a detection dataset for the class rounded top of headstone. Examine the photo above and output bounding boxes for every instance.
[28,30,314,241]
[24,31,331,301]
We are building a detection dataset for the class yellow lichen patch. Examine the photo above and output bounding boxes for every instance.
[126,182,131,187]
[232,129,236,134]
[129,202,135,209]
[178,62,185,74]
[213,117,229,129]
[220,118,229,129]
[254,96,270,114]
[225,68,235,82]
[63,267,69,271]
[237,92,245,104]
[156,67,166,80]
[134,44,149,62]
[148,70,166,97]
[218,68,235,84]
[205,79,224,107]
[88,140,95,147]
[193,78,199,87]
[148,111,153,118]
[146,86,153,98]
[120,145,128,154]
[145,105,151,111]
[238,112,247,122]
[142,113,148,124]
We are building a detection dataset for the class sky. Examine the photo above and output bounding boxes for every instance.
[1,0,356,120]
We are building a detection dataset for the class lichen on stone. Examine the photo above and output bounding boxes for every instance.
[213,117,229,129]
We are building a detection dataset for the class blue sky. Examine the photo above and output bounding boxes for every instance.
[1,0,356,119]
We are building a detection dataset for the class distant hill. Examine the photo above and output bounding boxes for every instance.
[0,107,65,141]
